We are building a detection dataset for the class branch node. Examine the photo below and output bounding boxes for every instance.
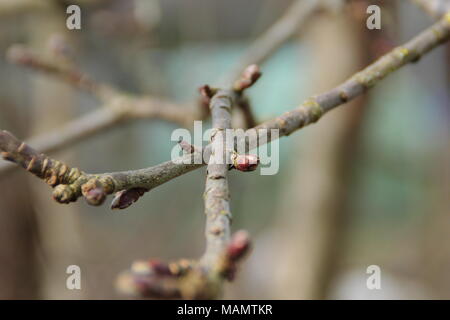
[52,184,79,204]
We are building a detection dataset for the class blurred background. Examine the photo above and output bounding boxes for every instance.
[0,0,449,299]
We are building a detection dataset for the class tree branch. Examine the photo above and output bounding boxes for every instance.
[7,44,116,101]
[0,95,194,177]
[232,64,262,128]
[6,44,196,123]
[0,44,198,177]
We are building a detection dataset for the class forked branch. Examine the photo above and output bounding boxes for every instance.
[116,80,258,299]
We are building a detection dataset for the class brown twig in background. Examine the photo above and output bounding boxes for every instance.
[7,44,115,101]
[224,0,322,83]
[5,44,196,123]
[178,139,202,155]
[224,0,322,126]
[232,64,262,128]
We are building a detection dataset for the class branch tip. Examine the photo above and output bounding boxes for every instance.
[231,153,260,172]
[110,187,148,210]
[233,64,262,92]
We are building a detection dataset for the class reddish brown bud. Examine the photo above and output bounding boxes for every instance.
[81,179,106,206]
[110,187,148,210]
[116,270,181,299]
[242,64,261,83]
[149,259,173,276]
[220,230,251,280]
[131,259,172,277]
[231,153,259,172]
[198,85,216,99]
[198,85,217,118]
[234,64,262,91]
[227,230,251,262]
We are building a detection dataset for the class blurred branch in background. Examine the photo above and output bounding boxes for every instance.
[410,0,450,18]
[224,0,322,83]
[0,41,197,177]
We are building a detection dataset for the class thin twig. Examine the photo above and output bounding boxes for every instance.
[6,44,196,122]
[0,95,194,177]
[224,0,322,84]
[221,0,322,126]
[233,64,262,128]
[7,45,116,101]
